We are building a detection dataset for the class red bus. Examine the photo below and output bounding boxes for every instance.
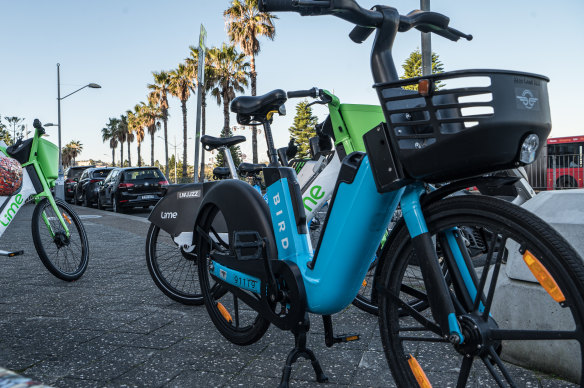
[546,135,584,190]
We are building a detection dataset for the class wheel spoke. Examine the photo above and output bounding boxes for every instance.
[473,232,499,311]
[490,328,579,341]
[482,235,508,319]
[480,354,506,387]
[456,355,474,388]
[386,289,441,336]
[398,336,447,342]
[487,346,518,388]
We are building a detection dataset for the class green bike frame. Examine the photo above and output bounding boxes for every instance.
[0,127,70,238]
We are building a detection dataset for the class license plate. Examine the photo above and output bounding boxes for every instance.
[142,195,157,200]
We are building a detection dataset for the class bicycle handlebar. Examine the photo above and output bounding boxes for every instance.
[287,87,321,98]
[260,0,471,42]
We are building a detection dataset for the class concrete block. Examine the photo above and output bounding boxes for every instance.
[490,271,581,383]
[491,189,584,383]
[507,189,584,282]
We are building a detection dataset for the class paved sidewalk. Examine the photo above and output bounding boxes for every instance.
[0,204,577,387]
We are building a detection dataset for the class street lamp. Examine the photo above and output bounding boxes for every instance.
[54,63,101,199]
[158,135,190,183]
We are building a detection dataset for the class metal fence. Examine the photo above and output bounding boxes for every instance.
[524,151,583,191]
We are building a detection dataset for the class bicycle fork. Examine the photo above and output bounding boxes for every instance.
[400,184,465,344]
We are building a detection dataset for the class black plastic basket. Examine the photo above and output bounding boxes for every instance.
[372,69,551,184]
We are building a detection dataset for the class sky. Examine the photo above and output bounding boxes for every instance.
[1,0,583,168]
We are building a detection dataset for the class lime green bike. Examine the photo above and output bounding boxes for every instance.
[0,119,89,281]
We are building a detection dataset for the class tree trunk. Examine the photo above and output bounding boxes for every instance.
[111,148,115,167]
[127,139,132,166]
[181,99,188,179]
[137,142,142,167]
[163,117,169,179]
[151,130,155,166]
[199,96,206,181]
[120,141,124,167]
[251,54,258,164]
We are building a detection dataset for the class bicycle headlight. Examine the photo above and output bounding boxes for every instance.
[519,134,539,164]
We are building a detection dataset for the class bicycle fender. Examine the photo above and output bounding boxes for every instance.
[195,179,278,261]
[148,182,218,236]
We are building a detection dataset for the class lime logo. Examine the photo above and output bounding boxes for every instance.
[303,185,325,212]
[1,194,23,227]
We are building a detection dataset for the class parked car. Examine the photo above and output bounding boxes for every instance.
[64,166,94,203]
[73,167,114,207]
[97,167,168,212]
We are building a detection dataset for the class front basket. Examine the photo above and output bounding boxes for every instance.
[373,69,551,183]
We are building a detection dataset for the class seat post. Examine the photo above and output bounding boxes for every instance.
[220,146,239,178]
[263,120,280,167]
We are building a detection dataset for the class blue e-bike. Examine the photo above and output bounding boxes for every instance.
[194,2,584,386]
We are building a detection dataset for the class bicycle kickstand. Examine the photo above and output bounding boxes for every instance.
[279,315,328,388]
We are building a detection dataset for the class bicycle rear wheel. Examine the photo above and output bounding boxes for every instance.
[379,196,584,387]
[145,223,203,305]
[197,203,270,346]
[32,198,89,281]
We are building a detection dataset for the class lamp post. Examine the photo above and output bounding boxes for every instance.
[159,135,190,183]
[54,63,101,200]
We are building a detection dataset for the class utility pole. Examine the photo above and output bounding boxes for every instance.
[421,0,432,76]
[193,24,207,183]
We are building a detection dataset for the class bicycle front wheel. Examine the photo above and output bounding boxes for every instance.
[32,198,89,281]
[145,223,203,305]
[379,195,584,387]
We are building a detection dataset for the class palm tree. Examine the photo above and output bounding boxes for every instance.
[148,71,171,177]
[101,121,118,166]
[118,114,130,166]
[168,63,196,178]
[63,140,83,166]
[139,101,163,166]
[224,0,276,163]
[109,117,125,167]
[209,43,249,166]
[187,46,217,181]
[128,105,145,167]
[126,130,134,167]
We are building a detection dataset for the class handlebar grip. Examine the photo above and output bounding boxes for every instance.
[287,88,319,98]
[432,26,473,42]
[258,0,297,12]
[349,25,375,43]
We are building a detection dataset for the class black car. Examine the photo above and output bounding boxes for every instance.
[97,167,168,212]
[64,166,95,203]
[73,167,114,207]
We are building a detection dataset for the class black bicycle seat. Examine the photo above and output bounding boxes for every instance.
[201,135,246,151]
[231,89,287,116]
[212,167,231,180]
[238,163,266,176]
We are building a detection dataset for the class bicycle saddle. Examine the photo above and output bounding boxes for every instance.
[201,135,246,151]
[231,89,287,116]
[212,167,231,180]
[238,163,266,176]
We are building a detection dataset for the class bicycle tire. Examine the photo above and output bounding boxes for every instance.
[378,195,584,387]
[145,223,203,305]
[197,204,270,346]
[31,198,89,281]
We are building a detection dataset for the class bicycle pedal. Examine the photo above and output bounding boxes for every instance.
[0,250,24,257]
[332,334,360,344]
[233,231,265,260]
[323,314,360,347]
